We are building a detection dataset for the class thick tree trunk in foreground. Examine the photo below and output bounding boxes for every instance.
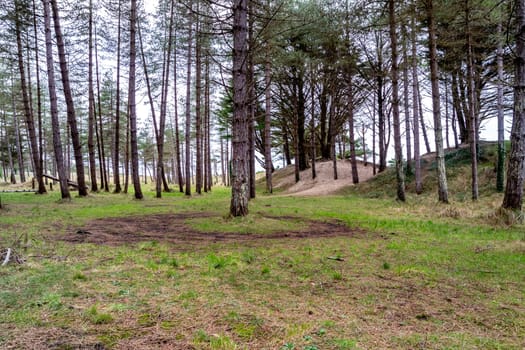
[51,0,87,196]
[230,0,249,217]
[503,0,525,212]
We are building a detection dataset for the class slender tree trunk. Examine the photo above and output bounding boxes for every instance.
[124,104,130,193]
[465,0,478,200]
[184,7,193,196]
[156,0,174,198]
[348,77,359,184]
[15,1,44,193]
[310,68,316,180]
[497,21,505,192]
[195,11,203,195]
[51,0,87,196]
[11,87,25,183]
[113,0,122,193]
[2,112,16,184]
[503,0,525,212]
[173,35,184,193]
[427,0,448,203]
[411,9,422,194]
[389,0,406,202]
[129,0,142,199]
[247,1,256,199]
[221,135,226,185]
[87,0,98,192]
[230,0,249,216]
[402,24,412,175]
[94,27,109,192]
[205,52,212,192]
[42,0,69,199]
[377,78,386,171]
[265,57,273,192]
[330,95,337,180]
[32,0,43,181]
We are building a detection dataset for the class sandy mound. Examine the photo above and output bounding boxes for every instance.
[274,160,375,196]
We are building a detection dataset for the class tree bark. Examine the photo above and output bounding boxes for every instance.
[42,0,69,199]
[113,0,122,193]
[156,0,174,198]
[128,0,142,199]
[348,77,359,184]
[15,0,45,193]
[465,0,478,200]
[427,0,449,203]
[265,57,273,193]
[50,0,87,196]
[411,8,422,194]
[389,0,406,202]
[496,20,505,193]
[503,0,525,212]
[87,0,98,192]
[184,6,193,197]
[195,9,203,195]
[230,0,249,217]
[310,66,316,180]
[173,34,184,193]
[402,24,412,176]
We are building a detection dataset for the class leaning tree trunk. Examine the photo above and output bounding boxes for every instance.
[427,0,449,203]
[503,0,525,212]
[50,0,87,196]
[15,0,45,193]
[230,0,249,217]
[128,0,143,199]
[389,0,406,202]
[42,0,69,199]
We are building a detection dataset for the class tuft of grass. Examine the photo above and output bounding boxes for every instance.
[85,306,113,325]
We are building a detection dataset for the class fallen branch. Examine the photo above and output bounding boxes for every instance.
[327,256,345,261]
[43,174,85,189]
[2,248,11,266]
[1,248,25,266]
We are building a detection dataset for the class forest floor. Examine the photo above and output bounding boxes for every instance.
[0,159,524,349]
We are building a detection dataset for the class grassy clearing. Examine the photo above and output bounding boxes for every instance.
[0,180,524,349]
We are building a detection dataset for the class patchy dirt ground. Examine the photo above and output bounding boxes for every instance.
[62,212,365,247]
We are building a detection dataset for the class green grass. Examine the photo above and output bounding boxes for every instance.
[0,180,524,349]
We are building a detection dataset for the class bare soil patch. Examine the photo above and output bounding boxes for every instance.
[276,160,375,196]
[61,212,364,247]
